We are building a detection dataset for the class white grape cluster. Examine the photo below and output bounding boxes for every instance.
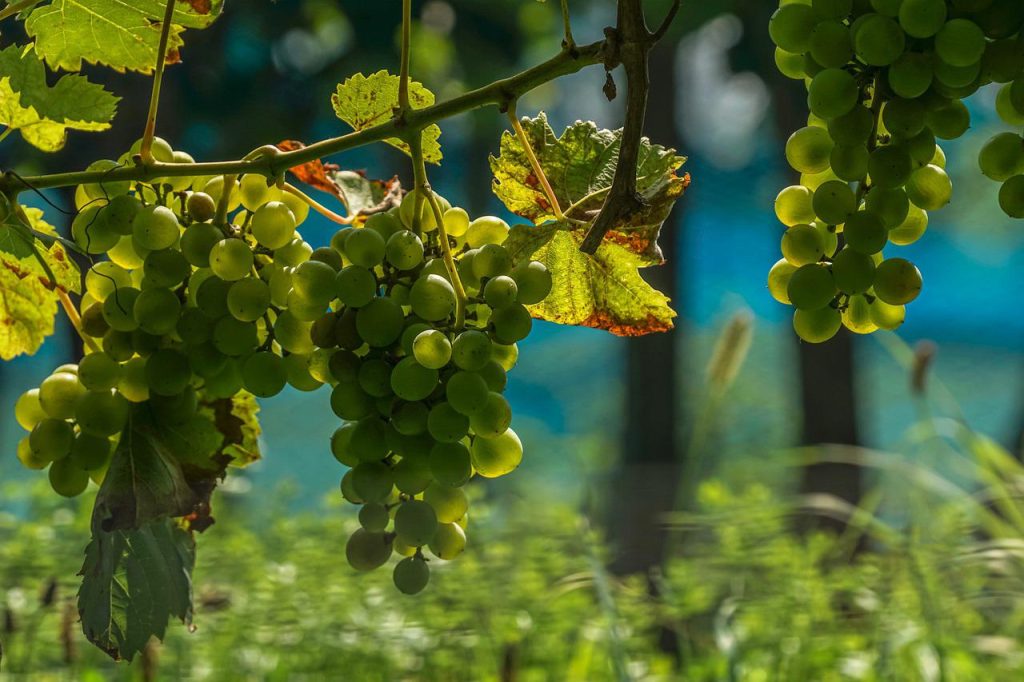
[766,0,1023,342]
[323,189,551,594]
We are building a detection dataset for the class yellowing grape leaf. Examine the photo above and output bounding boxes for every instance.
[216,391,262,466]
[0,44,118,151]
[78,518,195,661]
[505,222,676,336]
[490,112,689,262]
[25,0,224,73]
[331,70,442,164]
[329,170,402,224]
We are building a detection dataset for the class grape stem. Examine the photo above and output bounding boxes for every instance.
[506,103,565,221]
[139,0,177,165]
[213,174,237,229]
[398,0,412,112]
[560,0,575,52]
[0,0,42,22]
[855,75,886,206]
[282,183,352,225]
[56,289,100,354]
[409,135,468,330]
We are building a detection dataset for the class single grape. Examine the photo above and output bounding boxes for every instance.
[102,287,141,332]
[75,390,129,437]
[331,381,374,420]
[209,238,254,281]
[868,145,913,189]
[809,22,853,70]
[793,306,842,343]
[355,297,405,347]
[864,187,910,228]
[393,557,430,594]
[187,191,217,222]
[392,401,429,436]
[831,248,876,294]
[491,304,532,344]
[413,329,452,369]
[443,207,470,237]
[391,357,439,401]
[786,263,837,310]
[768,258,797,305]
[470,427,522,478]
[854,14,905,66]
[510,261,552,304]
[393,455,433,495]
[212,317,259,356]
[842,210,888,254]
[429,523,467,560]
[346,228,387,268]
[357,359,393,398]
[132,205,180,251]
[889,204,929,245]
[905,164,952,210]
[468,392,512,438]
[133,287,181,335]
[345,529,393,571]
[999,175,1024,218]
[869,298,905,330]
[925,100,970,140]
[143,248,190,288]
[72,205,120,254]
[483,275,519,309]
[38,372,85,419]
[385,230,425,271]
[49,458,90,498]
[452,330,492,371]
[466,216,509,248]
[842,294,879,334]
[227,277,271,322]
[775,185,817,226]
[807,69,859,120]
[251,201,296,250]
[830,145,869,181]
[196,276,232,319]
[241,351,287,397]
[979,132,1024,181]
[768,4,819,53]
[424,483,469,523]
[786,127,834,174]
[144,349,191,396]
[935,19,986,67]
[873,258,923,304]
[427,403,470,443]
[410,274,457,321]
[29,418,74,462]
[429,441,473,486]
[888,53,934,99]
[394,500,438,547]
[14,388,47,431]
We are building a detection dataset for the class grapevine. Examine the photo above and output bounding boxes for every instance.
[767,0,1024,342]
[0,0,685,661]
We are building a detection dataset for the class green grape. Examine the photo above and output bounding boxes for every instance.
[807,69,858,119]
[785,126,834,174]
[241,351,287,398]
[227,277,271,322]
[873,258,923,305]
[812,0,852,20]
[870,0,901,16]
[424,483,468,523]
[133,287,181,335]
[782,225,824,267]
[933,60,981,90]
[812,180,856,225]
[469,392,512,438]
[340,469,364,504]
[29,418,74,462]
[72,205,120,254]
[482,275,518,309]
[905,164,952,210]
[292,260,338,304]
[793,306,842,343]
[355,297,405,347]
[187,191,217,222]
[768,4,819,53]
[888,53,934,99]
[393,454,432,495]
[869,297,905,330]
[143,249,189,288]
[472,244,513,279]
[427,403,469,443]
[443,207,471,237]
[366,212,404,241]
[466,216,509,248]
[429,441,473,486]
[776,48,807,80]
[830,145,869,181]
[391,357,439,401]
[280,191,310,226]
[854,14,905,66]
[85,262,131,303]
[471,427,522,478]
[979,132,1024,181]
[827,107,874,146]
[890,204,928,245]
[925,100,970,140]
[510,261,552,304]
[187,341,227,379]
[996,84,1024,125]
[333,308,362,351]
[15,388,46,431]
[392,401,429,436]
[132,205,179,251]
[212,317,259,356]
[394,557,430,594]
[867,145,913,189]
[202,175,241,213]
[49,458,90,498]
[832,247,876,294]
[286,288,326,322]
[331,423,359,466]
[132,329,162,356]
[843,210,887,254]
[898,0,947,38]
[69,432,112,471]
[345,529,393,571]
[144,349,191,396]
[444,371,489,416]
[359,503,390,532]
[250,201,296,250]
[75,390,128,437]
[865,187,910,228]
[209,238,254,282]
[18,436,50,470]
[842,294,878,334]
[999,174,1024,218]
[478,361,508,393]
[385,230,425,270]
[907,129,937,167]
[410,274,456,321]
[775,185,817,225]
[935,19,986,67]
[398,188,438,231]
[38,372,85,419]
[275,237,313,267]
[82,159,130,199]
[768,259,797,305]
[394,500,438,546]
[787,263,837,310]
[352,461,393,503]
[491,304,532,344]
[108,234,145,269]
[284,353,323,392]
[118,356,150,402]
[331,382,374,423]
[102,286,142,332]
[809,22,853,70]
[452,330,492,371]
[882,98,926,138]
[196,276,231,318]
[413,330,452,370]
[80,303,110,339]
[129,135,174,163]
[102,329,134,362]
[346,227,387,268]
[357,359,393,398]
[429,523,467,560]
[238,174,271,211]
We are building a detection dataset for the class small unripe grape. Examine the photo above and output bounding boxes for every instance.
[118,356,150,402]
[864,187,910,228]
[336,266,377,308]
[979,133,1024,181]
[209,239,254,282]
[14,388,47,431]
[195,276,231,319]
[359,503,391,532]
[133,287,181,335]
[385,230,425,270]
[30,418,74,462]
[275,237,313,267]
[769,4,818,53]
[471,426,522,478]
[392,401,429,436]
[132,205,180,251]
[108,234,145,269]
[831,248,876,295]
[85,262,132,302]
[999,175,1024,218]
[452,330,491,371]
[355,297,405,347]
[469,392,512,438]
[410,274,456,321]
[785,127,834,174]
[212,317,259,356]
[781,225,824,267]
[72,205,120,253]
[775,185,816,226]
[484,275,519,309]
[768,259,797,305]
[445,371,490,416]
[466,216,509,248]
[391,357,439,401]
[873,258,923,305]
[352,461,393,502]
[935,19,986,68]
[443,207,470,237]
[365,212,404,241]
[429,522,467,560]
[424,483,469,524]
[429,441,473,486]
[357,359,393,398]
[345,529,393,571]
[394,499,438,546]
[399,188,438,231]
[39,372,85,419]
[227,277,271,322]
[393,455,433,495]
[491,304,532,344]
[807,69,858,119]
[854,14,905,66]
[242,351,287,398]
[787,263,837,310]
[143,249,189,288]
[427,402,469,443]
[413,329,452,369]
[869,298,905,330]
[331,381,374,420]
[842,211,888,254]
[330,423,359,466]
[925,100,970,140]
[842,294,879,334]
[905,164,952,210]
[49,458,90,498]
[793,306,842,343]
[510,261,552,304]
[187,191,217,222]
[180,222,222,267]
[239,174,271,211]
[393,557,430,594]
[75,389,128,437]
[280,190,309,226]
[251,201,296,250]
[346,227,387,267]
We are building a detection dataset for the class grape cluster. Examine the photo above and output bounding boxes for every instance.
[767,0,1024,342]
[322,190,551,594]
[14,136,317,493]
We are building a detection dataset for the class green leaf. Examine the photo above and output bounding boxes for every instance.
[331,70,442,164]
[0,44,118,151]
[505,221,676,336]
[78,518,195,661]
[490,112,689,262]
[329,170,402,225]
[25,0,224,73]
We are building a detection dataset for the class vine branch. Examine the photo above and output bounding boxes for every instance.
[139,0,177,164]
[398,0,412,111]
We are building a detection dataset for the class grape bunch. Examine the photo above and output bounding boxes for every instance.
[320,190,551,595]
[767,0,1024,342]
[13,136,318,493]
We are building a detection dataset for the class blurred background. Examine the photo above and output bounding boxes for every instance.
[2,0,1024,679]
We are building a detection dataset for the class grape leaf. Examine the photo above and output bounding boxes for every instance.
[504,221,676,336]
[274,139,345,201]
[0,44,118,151]
[490,112,689,262]
[212,391,262,467]
[25,0,224,73]
[329,170,403,224]
[331,70,442,164]
[78,518,195,661]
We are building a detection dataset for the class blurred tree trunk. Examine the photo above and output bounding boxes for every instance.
[607,39,683,577]
[734,0,863,531]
